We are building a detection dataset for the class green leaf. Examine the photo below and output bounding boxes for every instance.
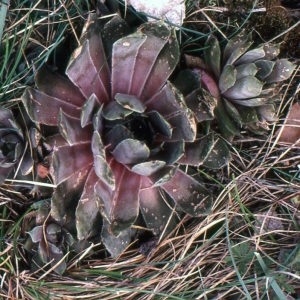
[131,160,166,176]
[204,35,221,79]
[264,59,296,83]
[235,46,265,65]
[235,63,258,80]
[223,76,263,100]
[147,111,173,139]
[115,93,146,113]
[255,60,275,80]
[81,93,101,127]
[219,65,237,94]
[102,101,133,120]
[112,139,150,165]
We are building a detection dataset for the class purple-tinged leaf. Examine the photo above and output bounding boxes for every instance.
[28,225,43,243]
[81,94,101,127]
[222,76,263,99]
[93,105,104,135]
[112,139,150,165]
[102,101,133,120]
[35,64,86,107]
[22,88,81,125]
[50,142,93,185]
[131,160,166,176]
[0,108,14,128]
[219,65,237,94]
[101,16,132,61]
[149,166,178,187]
[264,59,296,83]
[46,242,66,275]
[230,97,271,107]
[109,168,141,236]
[67,14,111,103]
[20,147,34,176]
[161,169,212,216]
[145,82,188,117]
[147,111,172,139]
[255,60,275,80]
[235,105,259,125]
[76,169,102,240]
[115,93,146,113]
[111,31,147,97]
[223,98,243,125]
[101,218,131,259]
[129,21,170,97]
[204,35,221,79]
[46,223,61,244]
[141,29,180,101]
[58,110,93,146]
[172,69,200,97]
[51,165,91,221]
[140,177,178,237]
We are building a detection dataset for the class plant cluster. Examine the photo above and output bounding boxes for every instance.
[0,2,296,275]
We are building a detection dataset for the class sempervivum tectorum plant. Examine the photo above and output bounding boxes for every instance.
[22,14,230,257]
[185,31,296,141]
[0,108,33,184]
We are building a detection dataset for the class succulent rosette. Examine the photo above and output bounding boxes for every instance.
[186,31,296,141]
[0,108,33,184]
[22,14,230,256]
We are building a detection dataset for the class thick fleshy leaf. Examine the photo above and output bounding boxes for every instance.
[225,31,253,65]
[101,16,131,61]
[22,88,81,125]
[235,46,265,65]
[261,43,281,60]
[223,98,244,125]
[111,139,150,164]
[81,94,101,127]
[50,142,93,185]
[166,109,197,142]
[235,105,259,125]
[255,60,275,80]
[219,65,237,94]
[35,63,85,107]
[145,82,188,117]
[130,21,171,97]
[76,169,102,240]
[105,125,134,151]
[256,104,278,122]
[109,167,141,236]
[111,31,147,97]
[58,110,93,146]
[149,166,178,187]
[46,223,61,244]
[131,160,166,176]
[264,59,296,83]
[102,101,133,120]
[147,111,172,139]
[171,69,200,97]
[101,218,131,259]
[161,169,212,216]
[115,93,146,113]
[204,35,221,79]
[222,76,263,100]
[0,108,14,128]
[67,14,110,102]
[230,97,271,107]
[93,105,104,135]
[92,131,115,189]
[141,29,180,101]
[42,242,66,275]
[153,140,184,165]
[185,88,216,122]
[51,165,91,221]
[28,226,43,243]
[236,63,258,80]
[178,134,214,166]
[140,177,178,237]
[202,138,231,169]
